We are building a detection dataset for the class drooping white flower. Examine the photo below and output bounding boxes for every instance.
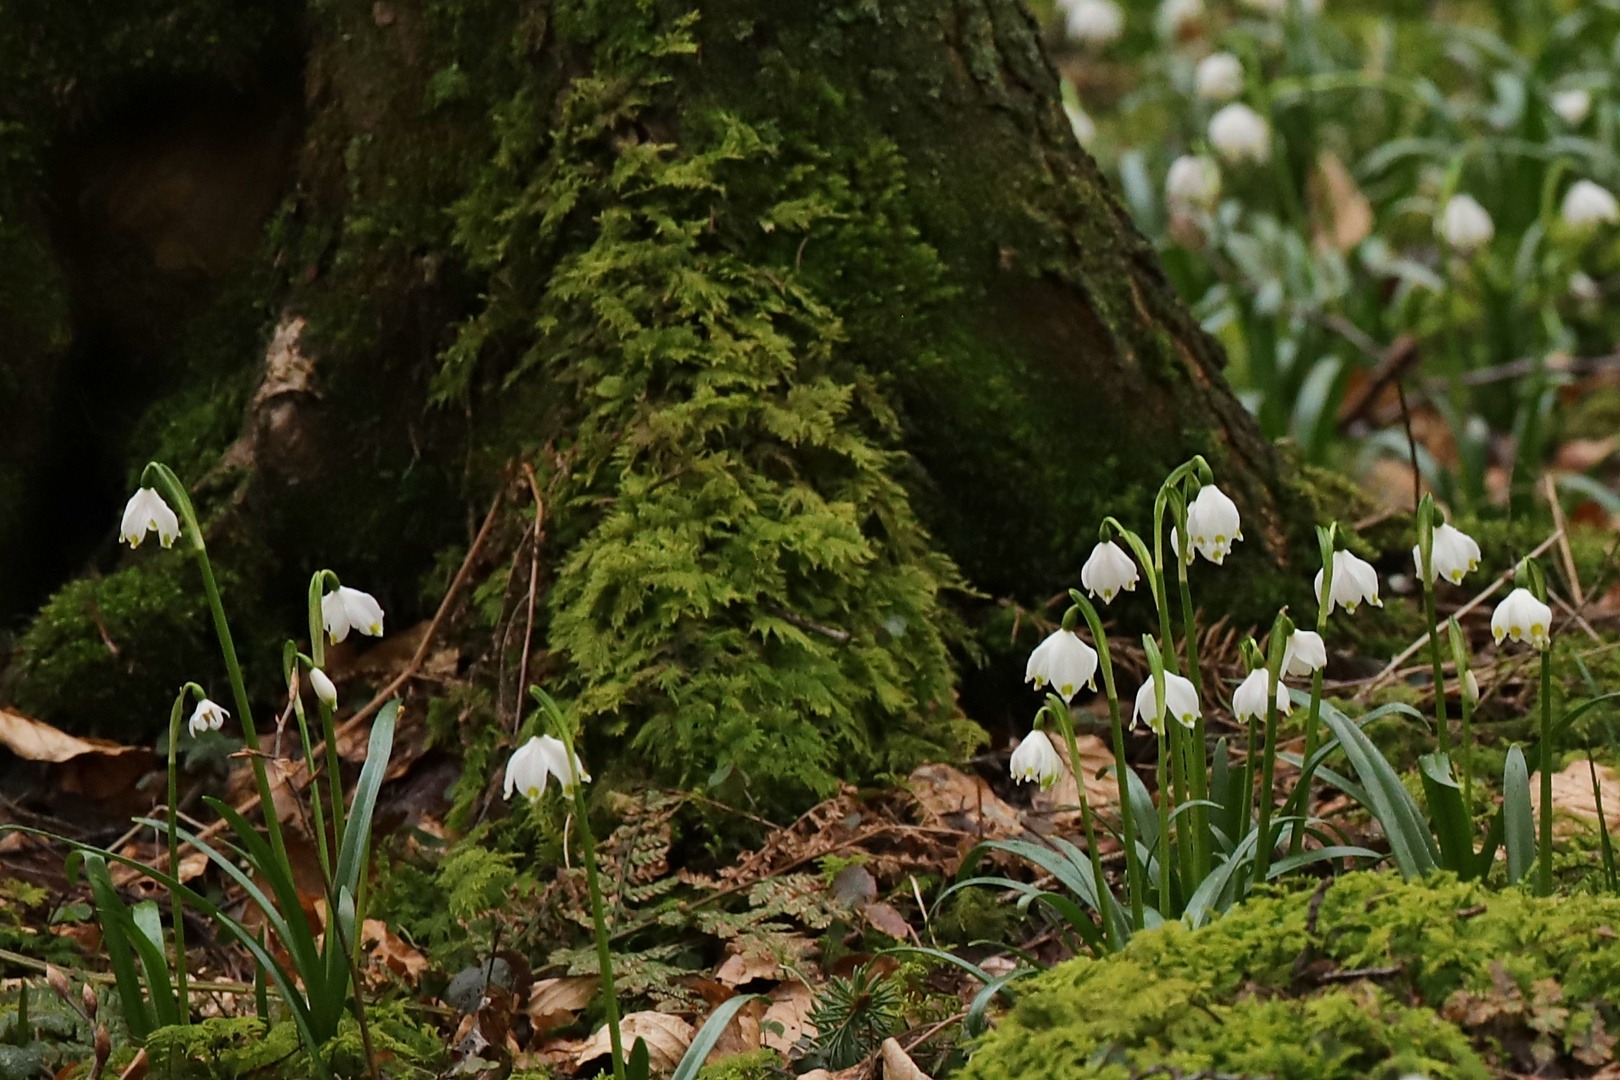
[1438,194,1494,254]
[1491,588,1552,651]
[503,735,590,801]
[1165,155,1222,213]
[1195,52,1244,101]
[188,698,229,738]
[1552,89,1592,126]
[1562,180,1620,230]
[1132,672,1201,733]
[1412,522,1482,586]
[1209,104,1271,163]
[1185,484,1243,564]
[1024,630,1099,702]
[1231,668,1290,722]
[1315,550,1383,614]
[1064,101,1096,146]
[1064,0,1125,46]
[1081,541,1140,603]
[1282,629,1327,677]
[1168,527,1195,566]
[321,586,386,644]
[309,668,338,708]
[1156,0,1205,41]
[119,488,181,550]
[1010,730,1064,789]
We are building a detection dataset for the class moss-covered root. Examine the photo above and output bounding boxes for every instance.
[962,872,1620,1080]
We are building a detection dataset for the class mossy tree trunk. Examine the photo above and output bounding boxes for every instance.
[0,0,1312,807]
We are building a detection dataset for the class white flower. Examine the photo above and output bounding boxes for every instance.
[503,735,590,800]
[1552,89,1592,126]
[1165,155,1222,212]
[1156,0,1204,41]
[1064,102,1096,146]
[321,586,386,644]
[1010,730,1064,789]
[188,698,229,738]
[1231,668,1290,722]
[309,668,338,708]
[1282,629,1327,677]
[119,488,181,549]
[1081,541,1140,603]
[1491,588,1552,651]
[1185,484,1243,564]
[1438,195,1494,254]
[1209,103,1270,163]
[1412,522,1482,586]
[1132,672,1201,733]
[1562,180,1620,230]
[1315,550,1383,614]
[1064,0,1125,45]
[1461,668,1480,704]
[1195,53,1244,101]
[1025,630,1099,702]
[1168,527,1195,565]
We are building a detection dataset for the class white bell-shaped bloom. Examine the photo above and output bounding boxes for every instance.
[321,586,386,644]
[1315,550,1383,614]
[120,488,181,550]
[1165,155,1222,213]
[1231,668,1290,722]
[1438,195,1494,254]
[1461,668,1480,704]
[1009,730,1064,789]
[1132,672,1201,733]
[1552,89,1592,126]
[188,698,229,738]
[1283,629,1327,677]
[1562,180,1620,230]
[1491,588,1552,651]
[1081,541,1140,603]
[1209,104,1271,163]
[503,735,590,801]
[1156,0,1204,41]
[1195,53,1244,101]
[1064,0,1125,45]
[309,668,339,708]
[1168,528,1195,566]
[1064,102,1096,146]
[1024,630,1099,702]
[1412,523,1481,586]
[1185,484,1243,564]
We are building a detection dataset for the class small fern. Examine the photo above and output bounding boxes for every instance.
[807,964,905,1070]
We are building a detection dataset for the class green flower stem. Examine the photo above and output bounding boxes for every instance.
[1176,557,1210,880]
[1253,618,1290,890]
[1069,592,1145,930]
[565,738,625,1080]
[308,572,348,856]
[1422,582,1450,754]
[1052,701,1117,952]
[1155,725,1172,915]
[1538,650,1554,897]
[165,690,191,1021]
[1459,687,1475,812]
[145,463,289,873]
[1288,525,1335,858]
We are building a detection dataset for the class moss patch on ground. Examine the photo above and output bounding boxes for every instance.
[963,872,1620,1080]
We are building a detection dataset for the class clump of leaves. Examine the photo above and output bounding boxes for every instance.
[806,964,905,1070]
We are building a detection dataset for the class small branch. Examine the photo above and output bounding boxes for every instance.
[515,462,548,734]
[769,607,851,645]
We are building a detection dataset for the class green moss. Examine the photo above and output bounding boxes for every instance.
[697,1048,783,1080]
[963,873,1620,1080]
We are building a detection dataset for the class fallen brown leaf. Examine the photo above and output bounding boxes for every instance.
[906,764,1020,838]
[881,1037,932,1080]
[864,902,914,942]
[706,996,766,1063]
[1533,760,1620,833]
[715,950,782,988]
[362,918,428,984]
[762,982,818,1055]
[575,1011,694,1072]
[1310,151,1374,254]
[527,975,599,1035]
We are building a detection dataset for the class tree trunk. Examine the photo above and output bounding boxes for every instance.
[0,0,1311,805]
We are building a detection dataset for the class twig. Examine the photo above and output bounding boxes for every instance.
[1394,379,1421,515]
[768,607,851,645]
[1550,590,1603,645]
[1545,474,1584,607]
[515,463,548,735]
[1355,530,1565,699]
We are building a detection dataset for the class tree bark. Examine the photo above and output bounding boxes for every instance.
[0,0,1311,802]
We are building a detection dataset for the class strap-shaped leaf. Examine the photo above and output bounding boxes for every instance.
[1184,830,1259,929]
[671,994,765,1080]
[1503,745,1535,885]
[965,969,1037,1038]
[82,854,156,1040]
[128,900,182,1029]
[1316,699,1438,876]
[334,701,398,895]
[1420,753,1478,878]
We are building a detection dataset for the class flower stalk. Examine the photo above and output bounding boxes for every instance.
[1253,611,1294,889]
[1046,695,1117,952]
[1289,524,1335,857]
[1416,496,1451,754]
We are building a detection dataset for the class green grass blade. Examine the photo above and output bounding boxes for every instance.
[1184,829,1259,929]
[128,900,182,1029]
[1264,845,1381,878]
[1316,699,1438,876]
[671,995,764,1080]
[1504,745,1535,886]
[334,701,397,894]
[1591,754,1618,892]
[964,969,1037,1038]
[1419,753,1477,878]
[82,854,156,1040]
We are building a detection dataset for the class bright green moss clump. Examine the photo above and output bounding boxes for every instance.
[963,873,1620,1080]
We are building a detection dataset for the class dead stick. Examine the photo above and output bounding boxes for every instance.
[514,462,547,734]
[1544,474,1584,607]
[1356,529,1565,698]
